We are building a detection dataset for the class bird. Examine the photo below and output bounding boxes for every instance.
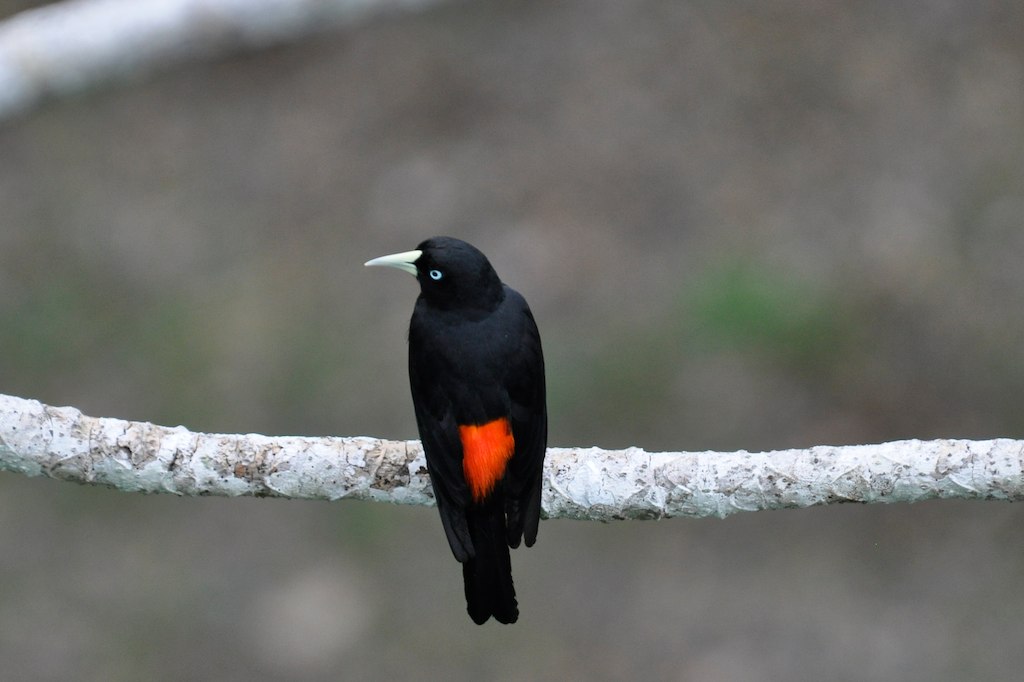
[365,236,547,624]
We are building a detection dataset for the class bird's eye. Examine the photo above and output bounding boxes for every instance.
[429,269,443,281]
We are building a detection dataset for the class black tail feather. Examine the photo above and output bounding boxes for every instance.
[462,506,518,624]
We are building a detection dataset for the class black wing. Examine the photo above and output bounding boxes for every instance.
[501,289,547,548]
[408,312,475,563]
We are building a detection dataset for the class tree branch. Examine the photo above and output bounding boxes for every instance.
[2,393,1022,519]
[0,0,449,121]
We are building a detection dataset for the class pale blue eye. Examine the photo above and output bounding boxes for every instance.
[429,269,443,281]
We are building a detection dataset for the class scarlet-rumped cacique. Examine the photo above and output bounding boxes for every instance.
[365,236,547,624]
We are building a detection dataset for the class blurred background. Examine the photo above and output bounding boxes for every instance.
[2,0,1023,679]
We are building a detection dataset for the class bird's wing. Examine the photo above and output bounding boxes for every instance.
[503,294,547,548]
[409,337,475,562]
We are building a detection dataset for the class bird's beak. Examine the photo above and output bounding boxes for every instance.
[364,249,422,277]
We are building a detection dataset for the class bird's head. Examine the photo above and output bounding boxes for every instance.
[365,236,504,311]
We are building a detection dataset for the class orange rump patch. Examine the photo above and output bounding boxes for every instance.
[459,418,515,502]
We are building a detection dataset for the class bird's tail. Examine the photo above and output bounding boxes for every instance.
[463,505,518,624]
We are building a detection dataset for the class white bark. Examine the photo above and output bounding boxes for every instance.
[0,0,448,120]
[2,392,1022,520]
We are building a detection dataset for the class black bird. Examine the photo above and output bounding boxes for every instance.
[365,237,547,624]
